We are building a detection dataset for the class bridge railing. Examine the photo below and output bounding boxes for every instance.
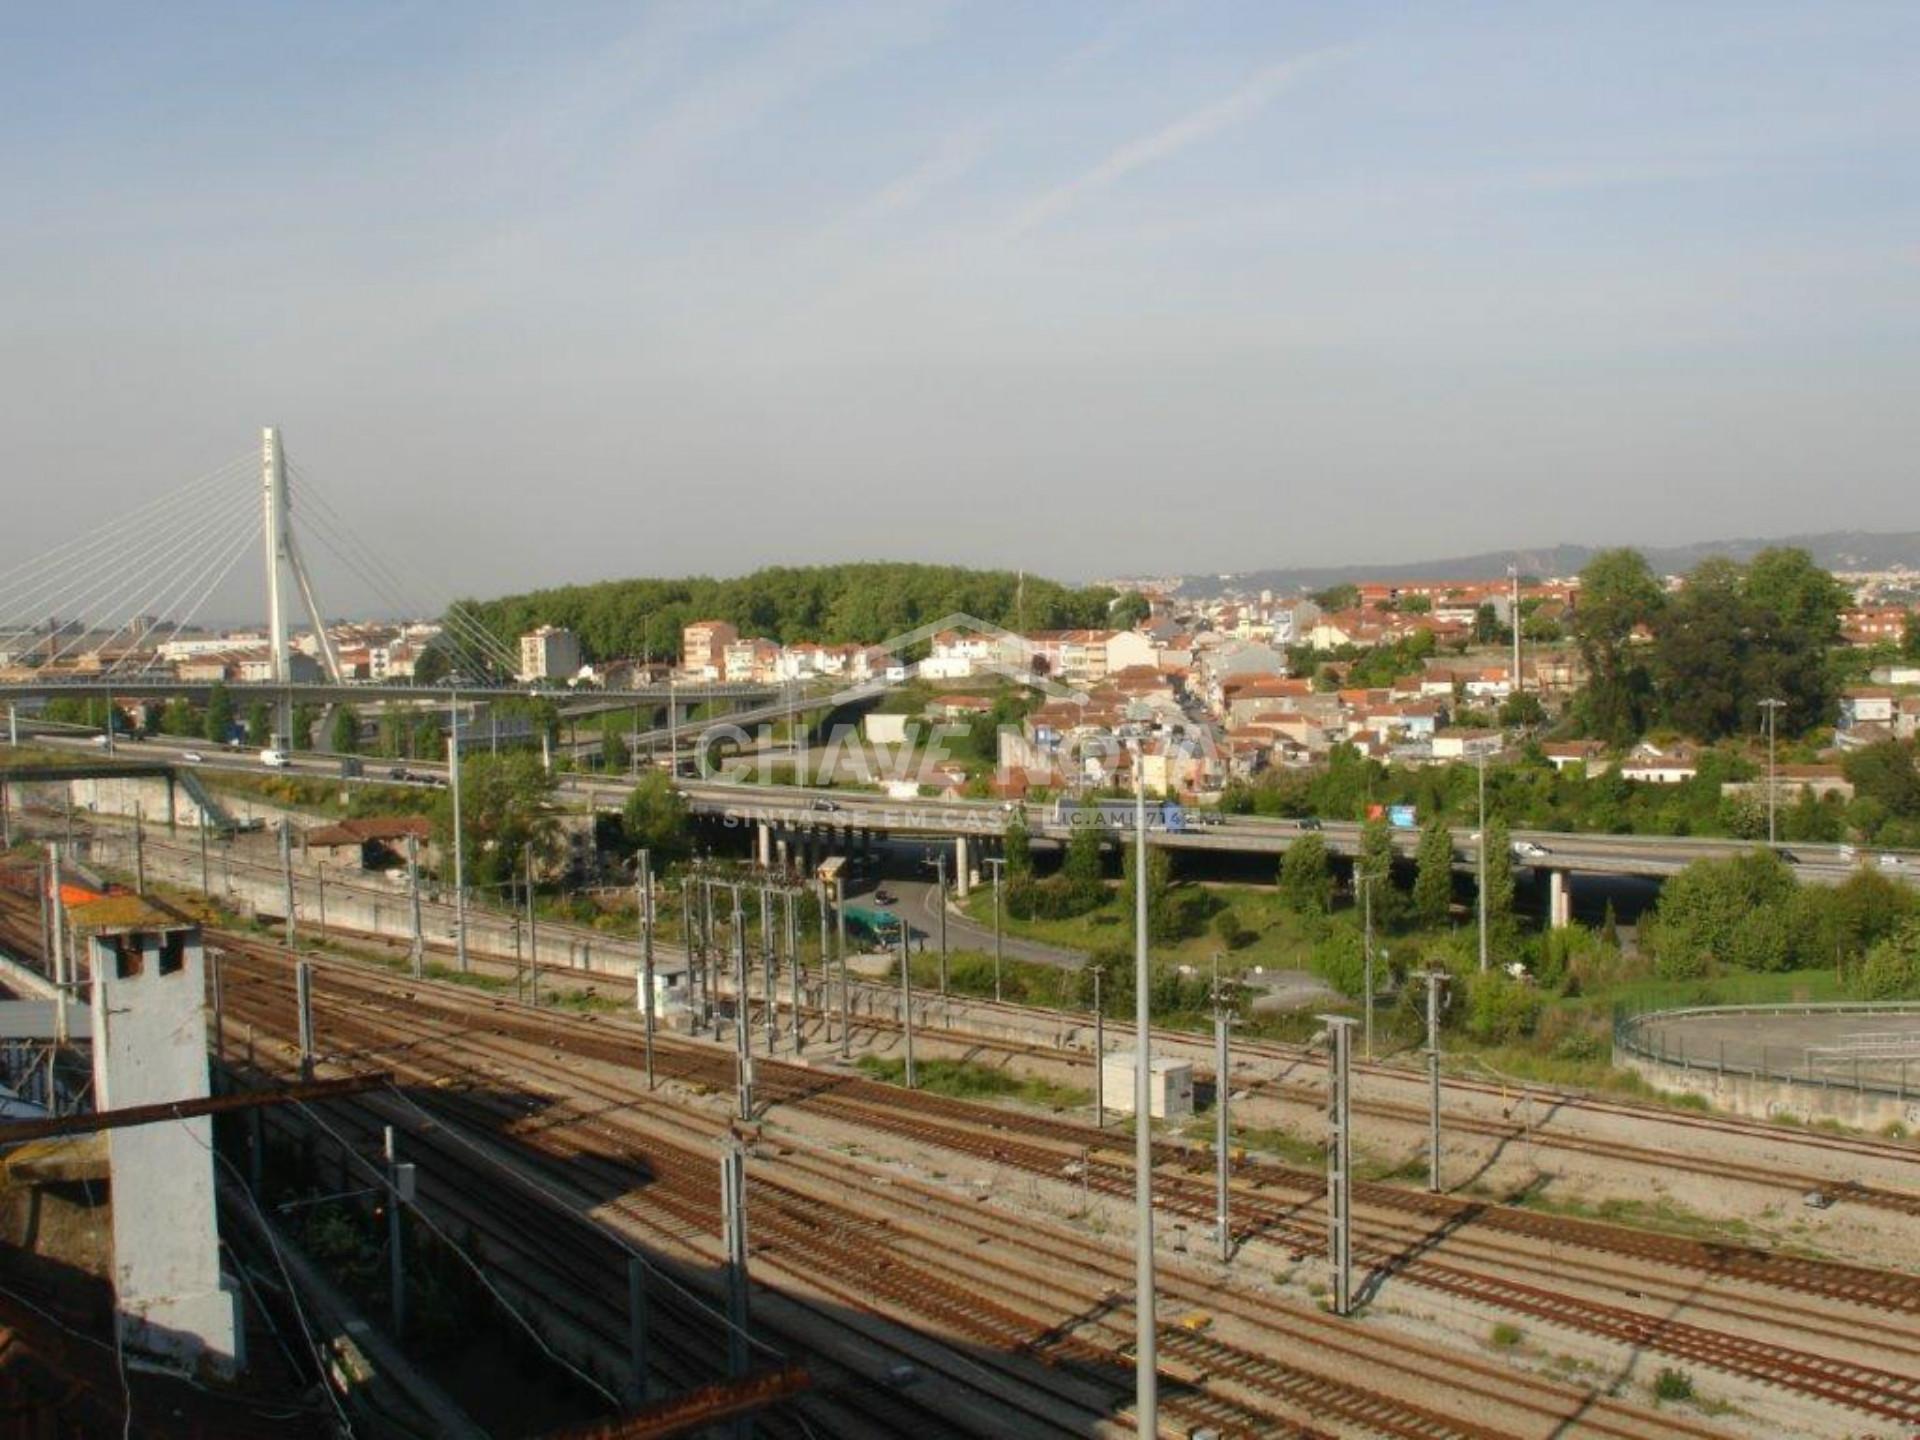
[1612,1000,1920,1101]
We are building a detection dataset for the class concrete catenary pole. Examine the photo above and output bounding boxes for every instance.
[449,698,468,972]
[1323,1014,1356,1316]
[986,856,1006,1002]
[1093,967,1104,1129]
[720,1144,751,1434]
[639,849,656,1089]
[1131,770,1157,1433]
[1417,970,1447,1193]
[836,882,850,1060]
[296,960,315,1081]
[898,913,916,1089]
[406,834,424,978]
[1214,956,1232,1265]
[1477,751,1489,974]
[279,820,296,948]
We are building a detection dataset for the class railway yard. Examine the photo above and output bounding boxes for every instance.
[3,862,1917,1440]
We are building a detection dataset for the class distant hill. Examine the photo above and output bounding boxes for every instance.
[1180,530,1920,598]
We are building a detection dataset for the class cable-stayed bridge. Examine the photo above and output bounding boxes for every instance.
[0,429,780,740]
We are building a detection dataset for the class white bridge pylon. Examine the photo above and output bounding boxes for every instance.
[260,427,344,687]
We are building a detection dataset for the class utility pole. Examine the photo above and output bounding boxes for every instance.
[720,1144,751,1439]
[1477,751,1489,974]
[449,698,468,972]
[1509,562,1522,705]
[279,820,296,947]
[898,915,916,1088]
[639,849,656,1089]
[935,850,949,997]
[787,888,801,1057]
[1213,956,1233,1265]
[1415,970,1448,1193]
[836,881,850,1060]
[524,846,538,1001]
[1760,697,1785,845]
[985,856,1006,1002]
[385,1126,414,1337]
[733,887,752,1119]
[406,834,424,978]
[199,814,211,897]
[626,1257,650,1406]
[1093,967,1104,1128]
[296,960,315,1081]
[1358,867,1376,1060]
[759,885,775,1055]
[1130,770,1157,1434]
[49,845,68,1047]
[1322,1014,1356,1316]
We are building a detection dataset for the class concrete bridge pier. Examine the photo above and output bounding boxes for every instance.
[953,836,972,899]
[756,821,772,870]
[1548,868,1573,929]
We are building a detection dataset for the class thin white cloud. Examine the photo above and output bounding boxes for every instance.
[1004,48,1344,238]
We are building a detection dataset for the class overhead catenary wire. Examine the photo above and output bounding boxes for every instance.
[289,1094,629,1406]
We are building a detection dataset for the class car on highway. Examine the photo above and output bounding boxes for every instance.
[809,798,840,813]
[181,751,204,764]
[260,748,290,768]
[1296,817,1323,831]
[1511,840,1552,860]
[1879,853,1907,871]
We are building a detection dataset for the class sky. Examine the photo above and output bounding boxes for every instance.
[1,2,1916,622]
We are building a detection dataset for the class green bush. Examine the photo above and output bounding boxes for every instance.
[1652,1368,1694,1402]
[1211,909,1250,951]
[1462,970,1544,1044]
[1851,919,1920,1000]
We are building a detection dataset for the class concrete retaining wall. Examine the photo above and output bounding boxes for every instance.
[1614,1044,1920,1134]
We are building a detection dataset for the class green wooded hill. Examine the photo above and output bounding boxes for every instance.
[455,563,1120,665]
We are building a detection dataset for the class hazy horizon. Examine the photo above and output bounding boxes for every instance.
[3,3,1916,621]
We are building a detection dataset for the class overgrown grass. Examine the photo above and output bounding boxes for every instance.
[856,1055,1090,1109]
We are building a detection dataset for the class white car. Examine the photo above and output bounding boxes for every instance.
[1511,840,1552,861]
[1879,854,1906,871]
[181,751,204,764]
[260,748,290,768]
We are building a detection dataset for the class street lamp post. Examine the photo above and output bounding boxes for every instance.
[1760,698,1785,845]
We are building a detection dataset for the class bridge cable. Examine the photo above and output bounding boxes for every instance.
[106,501,264,677]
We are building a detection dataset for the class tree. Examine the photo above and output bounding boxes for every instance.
[1850,918,1920,1000]
[1645,850,1798,979]
[330,706,360,754]
[1498,692,1545,728]
[432,753,560,892]
[601,713,631,774]
[1905,614,1920,662]
[1412,819,1455,929]
[1357,817,1402,929]
[1571,549,1664,745]
[1311,583,1360,612]
[1003,808,1034,881]
[1471,602,1502,645]
[1062,801,1104,900]
[621,770,690,863]
[291,704,321,751]
[1842,740,1920,820]
[1743,547,1848,642]
[1110,592,1151,629]
[1480,815,1516,946]
[1122,840,1177,942]
[413,644,452,687]
[159,697,199,737]
[204,683,235,745]
[246,701,273,748]
[1278,832,1332,915]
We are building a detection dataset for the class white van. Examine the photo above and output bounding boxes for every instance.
[260,748,290,768]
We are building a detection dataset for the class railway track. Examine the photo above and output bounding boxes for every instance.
[209,933,1920,1432]
[210,937,1739,1440]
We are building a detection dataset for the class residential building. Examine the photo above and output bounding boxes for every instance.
[680,620,738,680]
[518,626,581,683]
